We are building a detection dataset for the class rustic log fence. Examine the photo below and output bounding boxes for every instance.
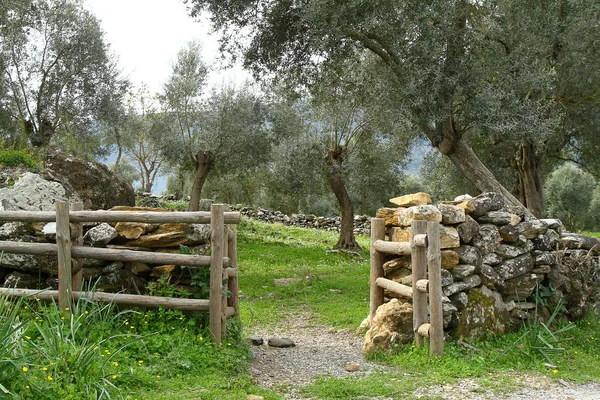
[0,201,240,344]
[370,218,444,357]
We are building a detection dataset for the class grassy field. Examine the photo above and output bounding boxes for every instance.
[3,219,599,399]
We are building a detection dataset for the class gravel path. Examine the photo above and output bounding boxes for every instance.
[247,313,600,399]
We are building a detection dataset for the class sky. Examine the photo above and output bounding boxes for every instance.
[85,0,251,95]
[84,0,252,194]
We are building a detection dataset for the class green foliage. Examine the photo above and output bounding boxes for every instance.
[544,164,596,231]
[0,148,40,171]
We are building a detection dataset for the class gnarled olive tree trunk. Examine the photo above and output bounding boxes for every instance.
[512,140,545,217]
[188,151,214,211]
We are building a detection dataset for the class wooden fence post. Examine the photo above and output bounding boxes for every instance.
[56,201,72,311]
[71,202,84,292]
[369,218,385,322]
[227,224,239,319]
[427,221,444,357]
[209,204,224,343]
[411,220,428,348]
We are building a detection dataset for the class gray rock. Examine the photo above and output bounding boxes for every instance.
[470,192,504,218]
[441,269,454,287]
[102,261,124,274]
[0,172,71,211]
[83,223,118,247]
[534,252,556,266]
[532,264,551,274]
[0,252,58,274]
[531,233,558,251]
[451,264,476,279]
[98,269,147,293]
[540,218,565,233]
[501,273,544,299]
[495,244,528,259]
[0,222,34,240]
[479,264,506,292]
[3,272,42,289]
[449,292,469,309]
[436,203,466,225]
[482,252,501,266]
[498,225,521,243]
[455,245,482,268]
[248,337,264,346]
[462,274,482,289]
[476,211,515,225]
[472,224,502,254]
[493,253,534,280]
[268,337,296,348]
[443,281,471,297]
[517,220,548,239]
[456,215,479,244]
[560,233,600,251]
[453,287,508,341]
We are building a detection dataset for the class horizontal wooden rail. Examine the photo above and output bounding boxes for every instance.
[0,288,235,315]
[226,267,238,279]
[373,240,412,255]
[375,277,413,298]
[0,210,241,225]
[416,279,429,293]
[0,241,230,267]
[413,234,428,248]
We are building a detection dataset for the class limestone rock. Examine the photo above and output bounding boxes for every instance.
[482,252,501,266]
[495,244,528,259]
[268,337,296,348]
[473,224,502,254]
[454,194,473,202]
[441,269,454,287]
[345,363,361,372]
[83,223,119,247]
[396,205,442,227]
[389,227,410,243]
[115,222,156,240]
[126,262,152,276]
[98,269,147,293]
[456,215,479,244]
[0,222,35,240]
[386,267,411,283]
[3,272,41,289]
[534,252,556,266]
[443,281,471,297]
[0,172,71,211]
[493,253,534,280]
[450,292,468,310]
[560,233,600,251]
[531,233,558,251]
[455,245,482,269]
[479,264,506,291]
[440,226,460,249]
[151,265,179,277]
[532,264,552,274]
[470,192,504,218]
[462,274,482,289]
[41,149,134,209]
[125,223,211,248]
[383,256,411,274]
[453,287,508,341]
[451,264,476,279]
[363,299,413,353]
[501,273,544,299]
[540,218,565,234]
[375,207,403,227]
[498,225,521,243]
[436,203,466,225]
[477,211,518,226]
[441,250,460,269]
[0,252,58,275]
[102,261,124,274]
[457,200,476,214]
[389,192,432,207]
[517,220,548,239]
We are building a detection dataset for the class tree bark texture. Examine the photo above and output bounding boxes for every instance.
[512,140,545,218]
[324,149,360,251]
[188,151,214,211]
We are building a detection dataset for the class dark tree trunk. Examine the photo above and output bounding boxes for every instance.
[188,151,214,211]
[420,116,533,218]
[324,149,360,251]
[114,127,122,166]
[512,140,545,218]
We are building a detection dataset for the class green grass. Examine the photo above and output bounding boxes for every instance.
[581,231,600,238]
[237,218,371,330]
[2,219,598,399]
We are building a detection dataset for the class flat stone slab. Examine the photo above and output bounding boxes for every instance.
[268,337,296,348]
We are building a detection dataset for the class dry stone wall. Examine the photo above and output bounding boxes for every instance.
[365,192,600,352]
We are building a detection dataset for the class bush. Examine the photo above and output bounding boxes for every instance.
[0,148,40,171]
[544,163,596,231]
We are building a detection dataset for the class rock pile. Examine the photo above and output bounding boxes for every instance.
[364,192,600,352]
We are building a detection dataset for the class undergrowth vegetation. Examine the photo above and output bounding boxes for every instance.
[0,218,598,399]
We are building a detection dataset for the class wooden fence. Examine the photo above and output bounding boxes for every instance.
[370,218,444,357]
[0,202,240,344]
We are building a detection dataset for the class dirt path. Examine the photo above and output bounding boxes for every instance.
[246,314,600,399]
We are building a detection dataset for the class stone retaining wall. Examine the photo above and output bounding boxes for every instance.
[363,192,600,353]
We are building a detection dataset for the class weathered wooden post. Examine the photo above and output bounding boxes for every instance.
[71,202,84,292]
[427,221,444,357]
[227,224,239,319]
[209,204,225,343]
[411,220,428,348]
[56,201,72,310]
[369,217,385,322]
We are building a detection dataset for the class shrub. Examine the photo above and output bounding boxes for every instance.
[0,148,40,171]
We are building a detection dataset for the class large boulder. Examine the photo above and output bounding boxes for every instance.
[453,286,508,341]
[41,150,135,210]
[363,299,414,353]
[0,172,72,211]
